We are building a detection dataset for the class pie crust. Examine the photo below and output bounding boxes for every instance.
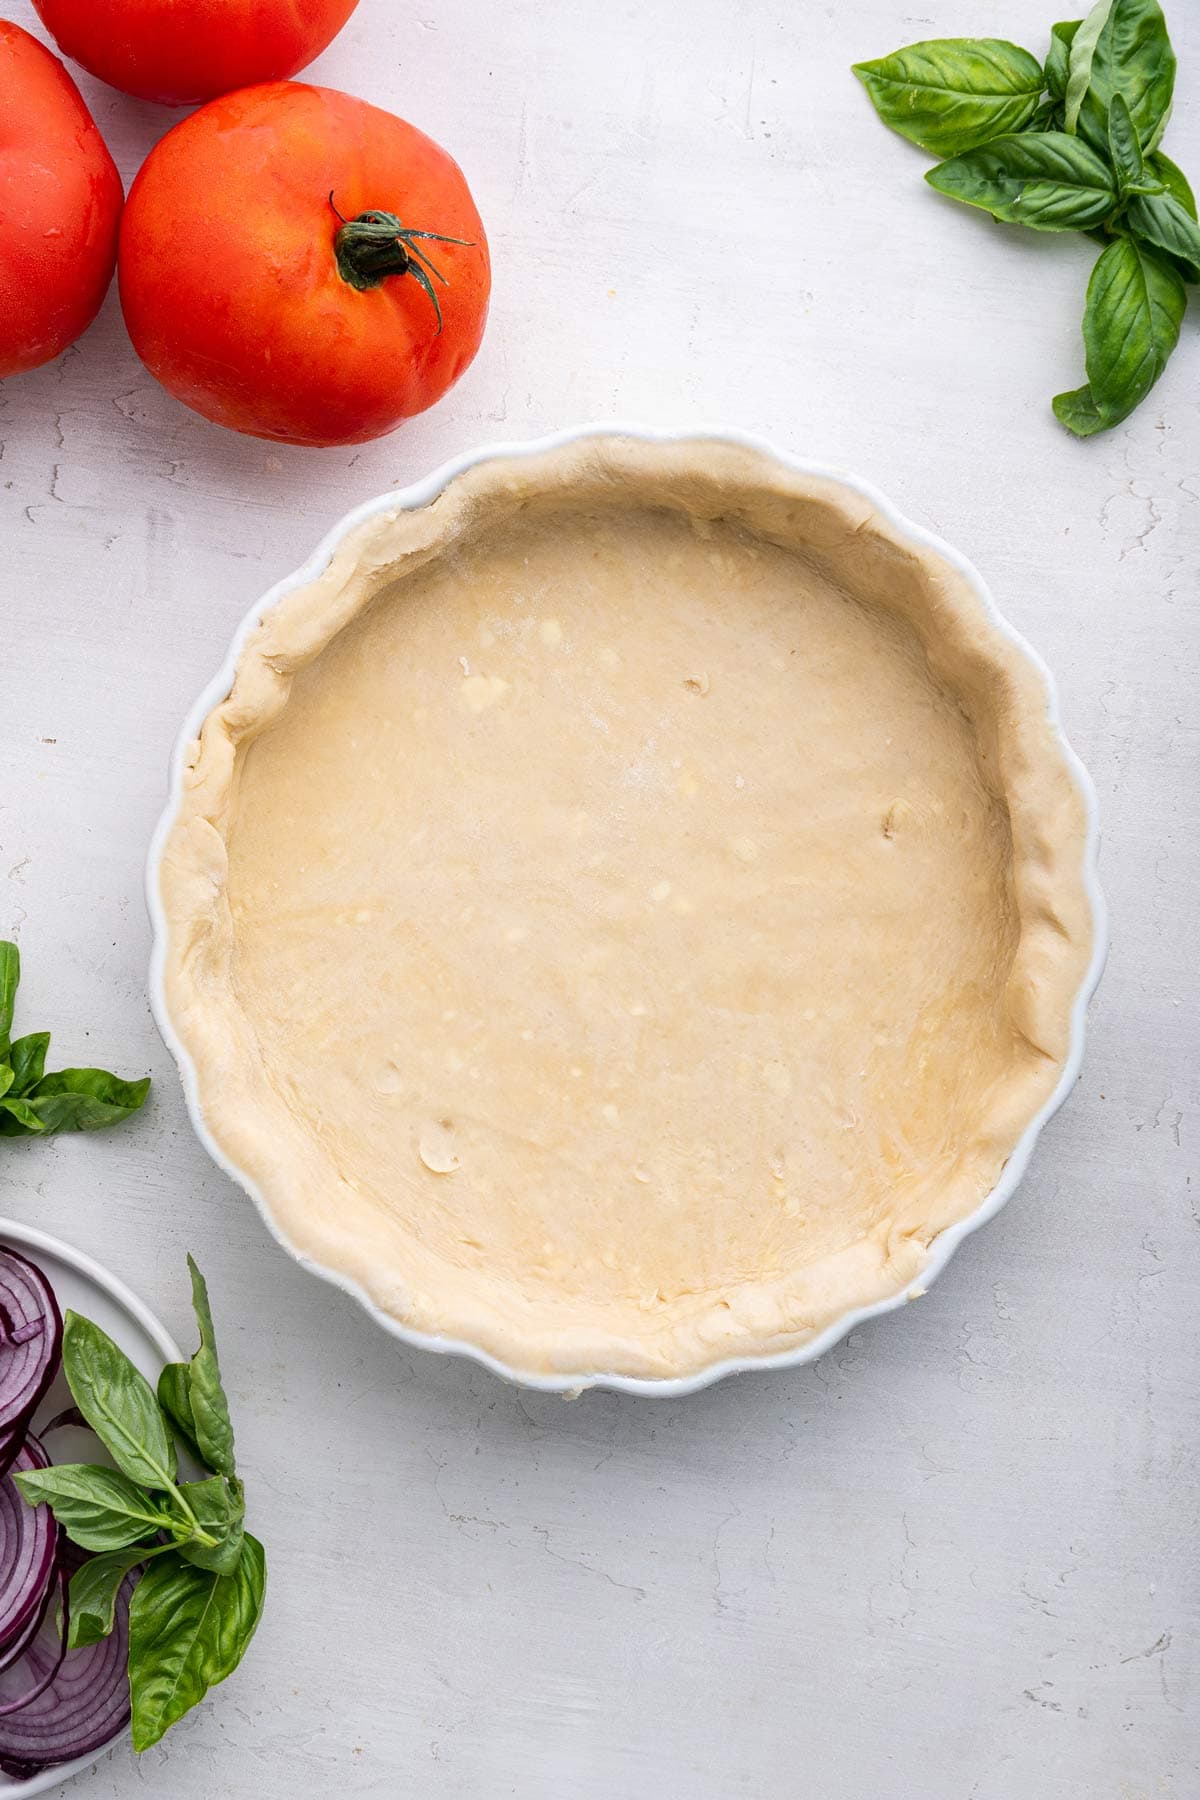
[158,437,1095,1380]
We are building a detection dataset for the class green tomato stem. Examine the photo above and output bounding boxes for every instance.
[330,199,474,335]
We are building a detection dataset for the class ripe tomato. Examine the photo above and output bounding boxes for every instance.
[119,83,490,447]
[32,0,360,106]
[0,23,123,379]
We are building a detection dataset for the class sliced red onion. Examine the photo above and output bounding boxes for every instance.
[0,1578,133,1780]
[0,1249,62,1440]
[37,1407,87,1438]
[0,1424,22,1486]
[0,1249,135,1778]
[0,1572,67,1716]
[0,1438,57,1662]
[0,1570,54,1678]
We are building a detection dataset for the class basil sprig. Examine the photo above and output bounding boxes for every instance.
[0,940,150,1135]
[854,0,1194,435]
[14,1261,265,1752]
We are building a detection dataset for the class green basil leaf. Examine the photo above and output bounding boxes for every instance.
[20,1068,151,1133]
[128,1534,266,1752]
[1023,96,1064,133]
[7,1032,50,1095]
[0,1096,47,1135]
[1148,152,1197,219]
[852,38,1045,157]
[181,1256,237,1479]
[0,941,18,1058]
[1126,188,1200,282]
[68,1549,154,1649]
[926,132,1117,231]
[1086,237,1186,412]
[175,1475,245,1577]
[1066,0,1175,156]
[1051,383,1109,434]
[1045,21,1082,98]
[1064,1,1112,131]
[63,1312,178,1491]
[158,1362,202,1462]
[0,1066,12,1101]
[1107,92,1145,193]
[1054,236,1186,434]
[13,1462,171,1552]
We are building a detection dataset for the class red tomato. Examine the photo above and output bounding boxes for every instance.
[32,0,360,106]
[0,23,122,379]
[119,83,490,447]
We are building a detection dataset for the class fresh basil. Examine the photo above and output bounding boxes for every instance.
[176,1476,245,1577]
[853,38,1046,156]
[1024,95,1063,132]
[183,1256,237,1479]
[0,942,17,1060]
[68,1550,158,1649]
[1085,236,1187,419]
[1,1069,152,1135]
[1054,235,1186,433]
[128,1533,266,1753]
[1065,0,1175,155]
[158,1257,238,1479]
[157,1361,200,1460]
[62,1312,179,1491]
[5,1031,49,1093]
[12,1459,244,1571]
[1126,187,1200,281]
[855,4,1193,434]
[1045,20,1082,98]
[0,1096,42,1131]
[927,131,1117,230]
[0,940,150,1136]
[1044,383,1105,433]
[1148,150,1196,218]
[1107,92,1148,193]
[14,1264,267,1749]
[13,1462,172,1552]
[1064,1,1113,131]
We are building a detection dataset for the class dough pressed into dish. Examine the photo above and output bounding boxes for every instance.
[160,438,1094,1379]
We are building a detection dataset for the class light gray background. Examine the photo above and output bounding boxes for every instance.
[1,2,1197,1795]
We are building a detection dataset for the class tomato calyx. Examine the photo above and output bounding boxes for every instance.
[330,197,474,334]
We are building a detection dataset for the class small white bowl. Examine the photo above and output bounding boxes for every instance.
[146,425,1106,1398]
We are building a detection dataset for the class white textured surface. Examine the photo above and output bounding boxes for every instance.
[0,0,1196,1794]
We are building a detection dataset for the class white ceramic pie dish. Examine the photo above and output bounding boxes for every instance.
[147,424,1106,1398]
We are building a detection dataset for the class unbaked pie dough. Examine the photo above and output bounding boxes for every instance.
[160,438,1094,1379]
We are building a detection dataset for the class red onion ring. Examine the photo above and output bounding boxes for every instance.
[0,1560,56,1679]
[0,1572,68,1717]
[0,1438,57,1663]
[0,1578,133,1780]
[0,1249,62,1445]
[0,1425,22,1487]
